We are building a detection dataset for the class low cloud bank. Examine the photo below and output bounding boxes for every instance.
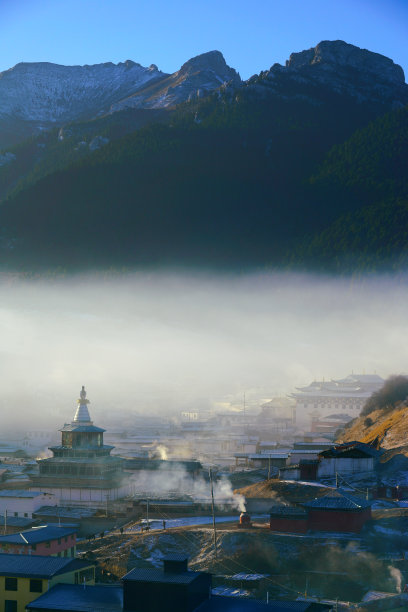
[0,271,406,429]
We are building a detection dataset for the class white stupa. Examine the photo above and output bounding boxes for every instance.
[73,386,93,425]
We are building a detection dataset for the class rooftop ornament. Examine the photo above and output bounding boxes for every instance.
[73,386,93,424]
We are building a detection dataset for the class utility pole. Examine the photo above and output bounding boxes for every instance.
[146,498,149,530]
[4,509,7,535]
[209,469,218,560]
[336,472,338,488]
[243,392,246,431]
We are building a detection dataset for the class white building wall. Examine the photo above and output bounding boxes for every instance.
[30,484,131,509]
[317,457,374,478]
[0,492,55,517]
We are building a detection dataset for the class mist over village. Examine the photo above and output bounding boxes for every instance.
[1,1,408,611]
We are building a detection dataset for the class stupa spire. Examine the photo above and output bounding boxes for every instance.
[73,385,93,424]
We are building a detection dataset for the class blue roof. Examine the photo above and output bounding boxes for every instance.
[0,490,47,498]
[122,567,203,585]
[34,506,96,519]
[303,490,371,510]
[198,597,331,611]
[60,425,105,433]
[0,554,93,578]
[0,515,36,527]
[26,584,123,611]
[0,525,76,545]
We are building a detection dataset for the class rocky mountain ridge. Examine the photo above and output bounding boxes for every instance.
[243,40,408,109]
[0,51,240,147]
[0,40,407,271]
[111,51,240,112]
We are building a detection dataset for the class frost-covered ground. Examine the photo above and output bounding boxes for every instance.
[127,514,269,531]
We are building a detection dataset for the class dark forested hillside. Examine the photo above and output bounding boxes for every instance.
[291,107,408,271]
[0,41,407,272]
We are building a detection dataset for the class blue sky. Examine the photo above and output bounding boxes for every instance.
[0,0,407,79]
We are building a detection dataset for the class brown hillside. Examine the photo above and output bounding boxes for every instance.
[338,405,408,452]
[235,479,330,503]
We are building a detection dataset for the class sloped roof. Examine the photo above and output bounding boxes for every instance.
[199,597,331,610]
[0,490,48,498]
[0,525,76,545]
[60,424,105,433]
[319,441,382,459]
[122,567,202,584]
[0,554,92,578]
[26,583,123,611]
[303,490,371,510]
[270,505,308,517]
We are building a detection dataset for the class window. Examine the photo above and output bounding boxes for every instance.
[45,541,50,548]
[5,577,17,591]
[13,512,18,517]
[24,513,28,518]
[32,544,36,551]
[30,579,43,593]
[5,600,17,612]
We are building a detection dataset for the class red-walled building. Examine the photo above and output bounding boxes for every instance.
[0,525,77,556]
[269,506,308,533]
[270,490,372,534]
[304,490,372,533]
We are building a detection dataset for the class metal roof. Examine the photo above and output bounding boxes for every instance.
[270,506,308,517]
[230,573,269,581]
[122,567,204,584]
[34,506,96,518]
[124,458,202,471]
[319,441,382,459]
[0,515,36,527]
[26,583,123,611]
[0,553,93,578]
[60,425,105,433]
[199,597,330,611]
[246,454,288,460]
[0,525,76,545]
[0,490,49,498]
[303,490,371,510]
[163,553,188,562]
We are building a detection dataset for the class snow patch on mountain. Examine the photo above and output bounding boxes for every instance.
[0,60,164,123]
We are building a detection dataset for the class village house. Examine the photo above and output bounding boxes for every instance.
[270,490,372,535]
[0,491,55,519]
[26,556,333,611]
[0,554,95,612]
[0,525,77,557]
[279,441,382,482]
[303,489,372,533]
[317,442,381,478]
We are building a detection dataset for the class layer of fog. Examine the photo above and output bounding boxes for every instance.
[126,464,246,512]
[0,271,407,430]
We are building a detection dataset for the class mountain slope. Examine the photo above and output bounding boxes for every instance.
[290,107,408,271]
[338,376,408,451]
[0,51,240,148]
[0,40,407,271]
